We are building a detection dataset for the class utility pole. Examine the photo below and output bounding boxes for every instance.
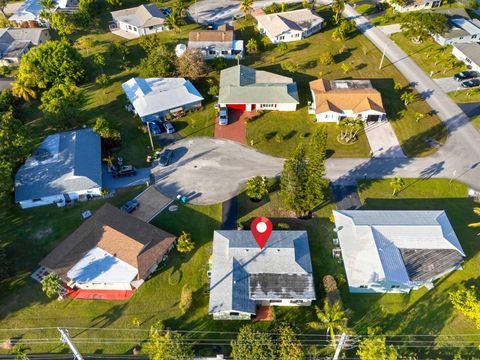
[58,328,84,360]
[146,122,154,152]
[333,333,347,360]
[379,45,386,70]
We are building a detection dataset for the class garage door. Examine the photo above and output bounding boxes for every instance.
[227,104,246,110]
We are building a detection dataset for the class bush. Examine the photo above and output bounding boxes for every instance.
[277,223,290,230]
[323,275,342,307]
[245,176,268,201]
[319,51,334,65]
[179,284,193,314]
[176,231,195,253]
[211,57,228,70]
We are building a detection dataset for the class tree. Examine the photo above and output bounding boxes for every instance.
[246,38,258,54]
[179,284,193,314]
[414,112,425,123]
[176,48,209,80]
[174,0,188,17]
[315,300,348,346]
[337,118,363,143]
[281,61,298,73]
[93,116,120,145]
[39,0,56,20]
[78,0,96,15]
[0,0,8,16]
[139,33,163,54]
[331,0,345,24]
[240,0,254,17]
[394,81,403,91]
[277,42,288,54]
[333,19,355,41]
[341,62,351,74]
[280,145,310,217]
[11,81,36,101]
[207,79,219,97]
[96,73,109,89]
[449,286,480,328]
[140,44,177,77]
[231,325,276,360]
[41,273,62,299]
[106,0,122,9]
[390,176,405,196]
[390,0,408,6]
[93,53,106,73]
[302,0,312,9]
[264,2,282,13]
[306,127,328,210]
[165,9,180,32]
[468,207,480,231]
[357,336,398,360]
[277,324,304,360]
[15,40,85,94]
[11,343,30,360]
[245,176,268,201]
[144,327,194,360]
[39,82,85,129]
[400,91,415,106]
[400,12,447,43]
[50,11,76,36]
[319,51,334,65]
[176,231,195,253]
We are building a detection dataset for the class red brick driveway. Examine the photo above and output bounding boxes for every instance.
[214,109,255,144]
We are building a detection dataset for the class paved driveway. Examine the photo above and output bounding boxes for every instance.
[214,110,252,144]
[151,137,284,205]
[434,77,464,93]
[102,165,151,190]
[377,24,401,36]
[132,186,173,222]
[364,121,406,158]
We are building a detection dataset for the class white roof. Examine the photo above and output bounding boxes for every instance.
[450,17,480,35]
[255,8,324,37]
[122,77,204,118]
[333,210,465,289]
[67,246,138,285]
[9,0,43,21]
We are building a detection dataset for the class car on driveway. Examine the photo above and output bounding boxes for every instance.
[461,78,480,88]
[454,71,479,81]
[148,122,161,135]
[219,107,228,125]
[163,121,176,134]
[159,149,174,166]
[120,199,139,213]
[112,165,137,178]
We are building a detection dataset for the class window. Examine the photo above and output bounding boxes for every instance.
[209,50,216,55]
[133,27,137,32]
[359,285,368,288]
[149,26,154,30]
[473,35,478,39]
[32,198,42,202]
[290,300,304,304]
[391,285,400,289]
[269,300,282,303]
[128,25,132,30]
[221,50,229,54]
[229,312,239,316]
[460,37,464,40]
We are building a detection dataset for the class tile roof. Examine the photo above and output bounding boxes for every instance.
[310,79,385,115]
[255,8,324,37]
[40,203,176,282]
[111,4,165,28]
[15,128,102,202]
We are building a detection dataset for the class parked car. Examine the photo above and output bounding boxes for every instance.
[148,122,161,135]
[219,107,228,126]
[375,2,385,11]
[120,199,139,213]
[454,71,479,81]
[163,121,176,134]
[161,7,172,16]
[206,22,215,30]
[159,149,174,166]
[112,165,137,178]
[461,78,480,88]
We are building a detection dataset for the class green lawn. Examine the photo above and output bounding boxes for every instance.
[448,88,480,103]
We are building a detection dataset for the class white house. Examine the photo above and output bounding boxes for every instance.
[110,4,167,38]
[9,0,77,26]
[122,77,204,122]
[387,0,441,12]
[309,79,386,123]
[333,210,465,294]
[254,8,324,44]
[218,65,299,112]
[432,12,480,46]
[15,128,102,209]
[0,28,50,66]
[209,230,316,320]
[39,204,176,299]
[452,43,480,72]
[188,24,244,60]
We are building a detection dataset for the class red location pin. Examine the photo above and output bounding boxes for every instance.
[250,217,273,249]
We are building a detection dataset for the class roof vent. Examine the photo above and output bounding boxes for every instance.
[277,249,280,252]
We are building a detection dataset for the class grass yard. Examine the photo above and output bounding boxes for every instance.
[235,7,446,158]
[390,33,466,79]
[448,88,480,103]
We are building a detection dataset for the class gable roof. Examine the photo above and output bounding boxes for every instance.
[218,65,299,105]
[209,231,315,315]
[111,4,165,28]
[0,27,48,59]
[40,203,176,282]
[188,28,234,43]
[15,128,102,202]
[310,79,385,114]
[333,210,465,289]
[454,43,480,64]
[255,8,324,37]
[122,77,204,118]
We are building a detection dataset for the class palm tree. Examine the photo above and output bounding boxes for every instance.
[174,0,187,18]
[12,82,36,101]
[240,0,254,18]
[468,208,480,230]
[165,10,180,32]
[39,0,55,20]
[390,176,405,196]
[400,91,415,106]
[315,300,348,346]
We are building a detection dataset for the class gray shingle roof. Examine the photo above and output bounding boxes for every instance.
[218,65,299,105]
[0,28,48,60]
[111,4,165,28]
[208,230,315,315]
[15,128,102,202]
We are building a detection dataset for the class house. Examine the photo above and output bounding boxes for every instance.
[209,230,316,320]
[254,8,324,44]
[432,9,480,46]
[218,65,299,112]
[188,24,244,60]
[452,43,480,72]
[9,0,77,26]
[122,77,204,122]
[387,0,441,13]
[110,4,167,38]
[15,128,102,209]
[332,210,465,293]
[308,79,386,123]
[0,28,50,66]
[39,203,176,299]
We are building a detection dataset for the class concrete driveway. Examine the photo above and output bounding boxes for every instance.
[132,186,173,222]
[364,121,406,158]
[151,137,284,205]
[434,77,465,93]
[102,165,151,190]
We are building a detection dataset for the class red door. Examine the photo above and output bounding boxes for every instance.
[227,104,246,110]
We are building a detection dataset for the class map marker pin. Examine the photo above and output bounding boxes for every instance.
[250,216,273,249]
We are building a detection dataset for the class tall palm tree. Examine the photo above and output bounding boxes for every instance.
[315,300,348,346]
[468,208,480,230]
[12,82,36,101]
[240,0,254,18]
[39,0,55,20]
[165,10,180,32]
[390,176,405,196]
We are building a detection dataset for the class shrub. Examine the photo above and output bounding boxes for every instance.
[245,176,268,201]
[319,51,334,65]
[176,231,195,253]
[323,275,342,307]
[277,222,290,230]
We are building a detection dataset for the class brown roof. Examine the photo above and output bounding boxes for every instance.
[309,79,385,114]
[188,29,234,43]
[40,203,176,282]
